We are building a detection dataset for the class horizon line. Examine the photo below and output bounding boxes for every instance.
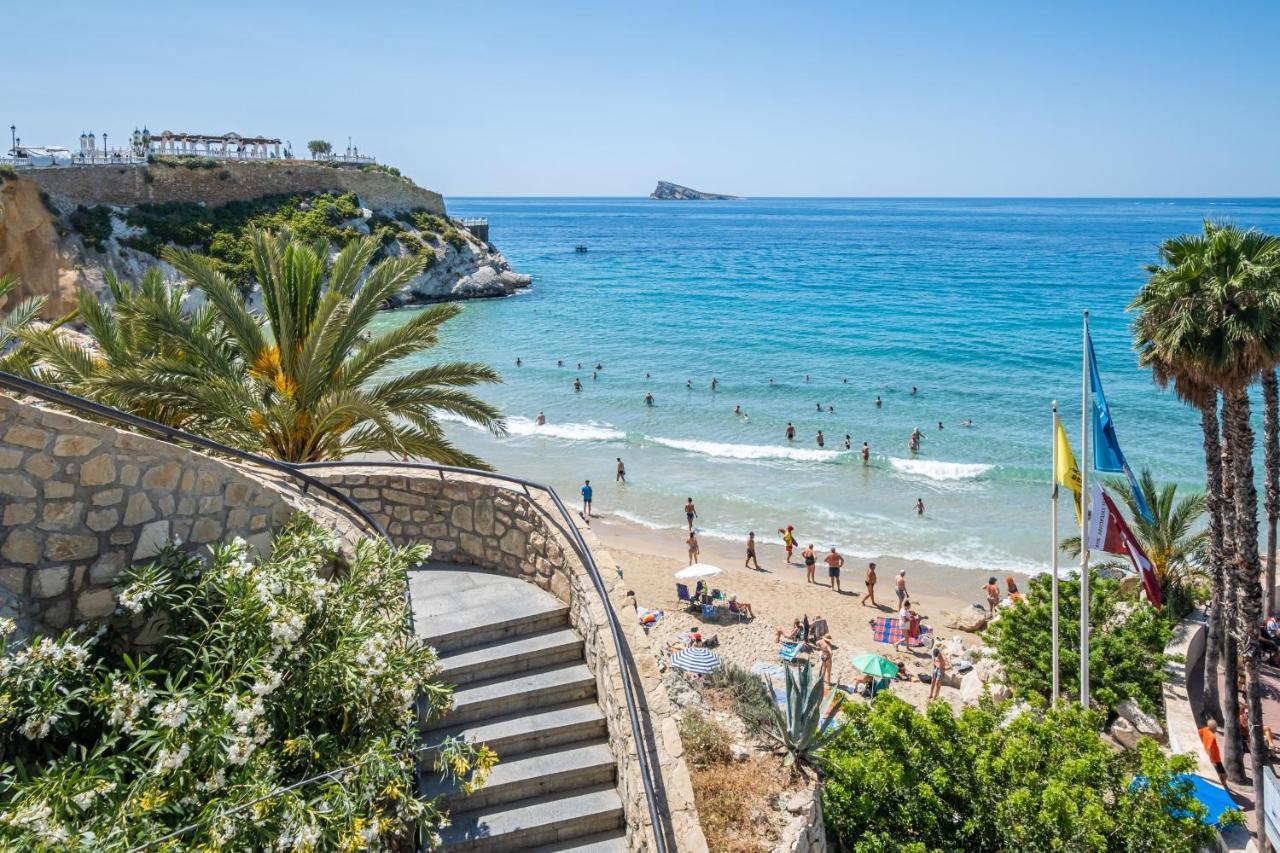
[443,194,1280,201]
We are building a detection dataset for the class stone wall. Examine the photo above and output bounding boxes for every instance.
[24,161,445,214]
[307,465,709,853]
[781,783,827,853]
[0,393,361,634]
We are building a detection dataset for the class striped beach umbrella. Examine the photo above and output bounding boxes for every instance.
[671,647,722,675]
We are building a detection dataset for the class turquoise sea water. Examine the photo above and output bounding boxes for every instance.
[369,198,1280,576]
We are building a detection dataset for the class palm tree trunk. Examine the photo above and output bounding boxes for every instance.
[1219,394,1247,782]
[1264,370,1279,617]
[1200,400,1226,725]
[1224,386,1269,835]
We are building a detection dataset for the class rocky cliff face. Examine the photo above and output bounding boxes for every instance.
[650,180,740,200]
[0,171,529,319]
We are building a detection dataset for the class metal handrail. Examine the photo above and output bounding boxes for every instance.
[0,374,672,851]
[296,460,674,853]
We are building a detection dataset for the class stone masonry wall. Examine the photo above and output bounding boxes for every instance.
[0,393,361,634]
[308,465,709,853]
[25,161,446,214]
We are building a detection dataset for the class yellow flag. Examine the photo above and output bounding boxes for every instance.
[1055,419,1082,522]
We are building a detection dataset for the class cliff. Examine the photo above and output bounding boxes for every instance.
[0,164,529,319]
[649,180,740,200]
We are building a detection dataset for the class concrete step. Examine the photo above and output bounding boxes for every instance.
[438,785,624,852]
[422,700,607,762]
[423,605,570,655]
[428,663,597,730]
[438,628,584,687]
[527,831,628,852]
[423,741,615,811]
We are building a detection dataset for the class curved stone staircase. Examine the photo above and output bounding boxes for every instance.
[413,564,627,852]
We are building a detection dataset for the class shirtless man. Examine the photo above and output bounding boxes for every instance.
[875,395,882,408]
[916,498,925,516]
[644,391,654,406]
[616,457,626,483]
[895,569,908,606]
[535,411,546,426]
[745,531,761,570]
[785,422,796,441]
[816,430,825,448]
[573,378,582,392]
[684,498,698,531]
[929,645,948,699]
[861,442,870,465]
[861,562,877,606]
[825,547,845,592]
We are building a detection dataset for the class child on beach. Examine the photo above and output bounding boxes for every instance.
[802,544,817,584]
[778,525,797,563]
[745,532,761,570]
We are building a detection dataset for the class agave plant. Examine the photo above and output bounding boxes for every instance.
[0,275,46,377]
[764,661,842,774]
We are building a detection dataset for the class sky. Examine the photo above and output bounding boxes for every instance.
[7,1,1279,197]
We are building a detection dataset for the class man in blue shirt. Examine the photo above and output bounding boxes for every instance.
[581,480,593,520]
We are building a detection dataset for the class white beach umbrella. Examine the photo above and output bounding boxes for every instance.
[670,647,722,674]
[674,563,724,580]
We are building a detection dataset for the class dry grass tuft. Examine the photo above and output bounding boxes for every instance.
[690,755,789,852]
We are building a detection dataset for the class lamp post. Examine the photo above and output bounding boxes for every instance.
[8,125,14,159]
[103,132,108,163]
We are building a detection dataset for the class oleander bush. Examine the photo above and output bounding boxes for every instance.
[0,516,495,851]
[821,695,1225,852]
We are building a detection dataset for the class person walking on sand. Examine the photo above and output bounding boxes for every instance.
[915,498,925,516]
[779,525,796,563]
[686,530,700,566]
[745,532,761,570]
[895,569,908,606]
[785,422,796,441]
[929,645,948,699]
[580,480,593,519]
[684,498,698,531]
[983,576,1001,616]
[825,547,844,592]
[816,430,825,448]
[802,544,817,584]
[616,457,626,483]
[535,411,546,426]
[861,441,870,465]
[861,562,878,606]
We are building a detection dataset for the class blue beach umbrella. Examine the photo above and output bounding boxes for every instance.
[671,647,722,675]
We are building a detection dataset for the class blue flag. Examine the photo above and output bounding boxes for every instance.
[1087,332,1154,524]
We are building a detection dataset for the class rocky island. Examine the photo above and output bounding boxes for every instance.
[0,158,530,319]
[649,180,740,200]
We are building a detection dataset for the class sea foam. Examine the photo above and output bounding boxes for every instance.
[646,436,844,463]
[504,416,626,442]
[888,457,994,481]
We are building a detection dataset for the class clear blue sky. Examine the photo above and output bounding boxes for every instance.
[9,1,1279,197]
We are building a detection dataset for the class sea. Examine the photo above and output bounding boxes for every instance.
[368,197,1280,577]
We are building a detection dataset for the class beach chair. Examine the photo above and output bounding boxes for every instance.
[727,599,749,622]
[700,602,720,621]
[711,588,726,602]
[676,583,695,610]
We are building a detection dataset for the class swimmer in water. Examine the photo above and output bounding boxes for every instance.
[535,411,546,426]
[827,405,834,413]
[645,372,651,379]
[842,378,848,384]
[573,379,583,392]
[644,391,654,406]
[816,402,822,412]
[734,404,742,416]
[843,434,851,450]
[937,421,944,430]
[805,374,811,382]
[785,422,796,440]
[515,357,522,366]
[875,396,882,408]
[711,377,718,391]
[577,363,582,369]
[686,379,693,390]
[768,378,774,385]
[911,386,918,395]
[962,419,973,427]
[816,430,825,448]
[592,371,598,380]
[915,498,925,515]
[596,363,603,371]
[557,359,564,367]
[861,441,870,464]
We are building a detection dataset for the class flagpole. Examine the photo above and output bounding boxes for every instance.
[1080,310,1091,710]
[1051,400,1060,707]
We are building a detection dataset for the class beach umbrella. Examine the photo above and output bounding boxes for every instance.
[851,653,899,679]
[671,647,722,675]
[674,563,724,580]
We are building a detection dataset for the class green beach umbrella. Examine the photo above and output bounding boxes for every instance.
[851,653,898,679]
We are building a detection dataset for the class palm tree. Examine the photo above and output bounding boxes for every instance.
[22,268,228,427]
[0,275,46,377]
[1132,220,1280,814]
[38,229,505,465]
[1264,369,1279,620]
[1061,468,1206,611]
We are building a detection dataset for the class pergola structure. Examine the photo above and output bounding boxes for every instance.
[143,129,283,160]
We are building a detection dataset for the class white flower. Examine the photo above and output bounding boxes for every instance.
[20,714,56,740]
[0,617,15,636]
[155,696,189,729]
[275,819,321,851]
[71,789,96,810]
[270,611,304,648]
[226,735,257,765]
[252,667,282,697]
[154,742,190,773]
[117,583,155,614]
[197,769,226,793]
[107,681,152,733]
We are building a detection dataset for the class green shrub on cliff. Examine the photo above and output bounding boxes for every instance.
[0,516,496,851]
[68,204,114,252]
[0,164,17,181]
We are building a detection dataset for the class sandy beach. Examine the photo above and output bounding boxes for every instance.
[587,510,1031,706]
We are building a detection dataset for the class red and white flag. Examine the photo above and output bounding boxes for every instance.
[1086,482,1162,609]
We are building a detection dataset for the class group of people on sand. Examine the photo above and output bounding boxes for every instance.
[775,614,839,685]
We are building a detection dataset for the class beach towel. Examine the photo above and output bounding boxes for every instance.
[637,607,664,628]
[779,642,804,663]
[871,616,933,647]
